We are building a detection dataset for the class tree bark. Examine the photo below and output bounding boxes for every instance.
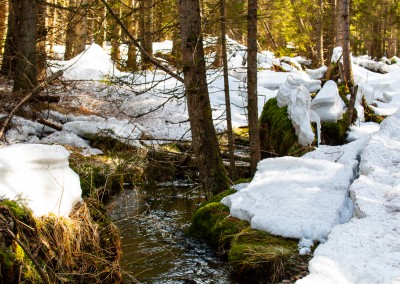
[65,0,76,60]
[0,0,8,56]
[336,0,343,47]
[1,0,17,76]
[37,1,47,81]
[139,0,153,69]
[342,0,355,125]
[74,0,89,55]
[316,0,324,66]
[126,0,138,71]
[13,0,38,91]
[111,1,121,67]
[220,0,236,180]
[178,0,229,196]
[247,0,261,174]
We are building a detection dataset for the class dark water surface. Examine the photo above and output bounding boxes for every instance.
[110,184,234,284]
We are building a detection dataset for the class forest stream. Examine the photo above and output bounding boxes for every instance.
[110,183,235,284]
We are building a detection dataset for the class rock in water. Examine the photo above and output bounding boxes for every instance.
[0,144,82,217]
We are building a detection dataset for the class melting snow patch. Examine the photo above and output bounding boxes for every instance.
[221,156,355,250]
[0,144,82,217]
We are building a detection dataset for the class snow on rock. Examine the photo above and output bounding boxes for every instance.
[311,80,345,122]
[221,156,355,248]
[0,144,82,217]
[298,112,400,284]
[276,75,317,145]
[306,65,328,79]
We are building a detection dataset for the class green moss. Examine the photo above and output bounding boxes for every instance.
[0,200,28,219]
[362,97,385,124]
[259,98,314,157]
[320,113,350,145]
[188,202,230,241]
[228,229,299,282]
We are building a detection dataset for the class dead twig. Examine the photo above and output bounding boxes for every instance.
[0,70,63,141]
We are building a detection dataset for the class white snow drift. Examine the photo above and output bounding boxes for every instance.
[0,144,82,217]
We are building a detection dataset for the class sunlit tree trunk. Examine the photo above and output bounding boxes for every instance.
[336,0,343,47]
[342,0,355,124]
[13,0,37,91]
[316,0,324,66]
[247,0,261,174]
[47,0,57,57]
[139,0,153,69]
[1,0,16,75]
[220,0,236,180]
[111,1,121,67]
[74,0,89,55]
[126,0,138,71]
[0,0,8,56]
[65,0,76,59]
[178,0,229,196]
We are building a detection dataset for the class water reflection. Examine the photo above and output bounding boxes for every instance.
[110,184,234,284]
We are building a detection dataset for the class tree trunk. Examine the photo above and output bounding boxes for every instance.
[13,0,37,91]
[139,0,153,69]
[342,0,355,124]
[316,0,324,66]
[1,0,17,76]
[178,0,229,196]
[74,0,89,55]
[0,0,8,56]
[65,0,76,60]
[247,0,261,174]
[336,0,343,47]
[220,0,236,180]
[126,0,138,71]
[111,2,121,67]
[47,0,57,57]
[37,1,47,82]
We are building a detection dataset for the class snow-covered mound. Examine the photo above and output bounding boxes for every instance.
[306,65,328,79]
[298,111,400,284]
[51,44,122,80]
[311,80,345,122]
[0,144,82,217]
[221,154,356,249]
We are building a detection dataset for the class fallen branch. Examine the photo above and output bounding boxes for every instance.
[0,70,63,141]
[37,118,63,131]
[2,228,50,284]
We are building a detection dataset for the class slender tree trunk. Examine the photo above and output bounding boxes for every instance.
[47,0,57,57]
[37,1,47,81]
[74,0,89,55]
[1,0,16,75]
[0,0,8,56]
[316,0,324,66]
[126,0,138,71]
[342,0,355,124]
[247,0,261,174]
[336,0,343,47]
[139,0,153,69]
[13,0,38,91]
[65,0,76,59]
[111,2,121,67]
[220,0,236,180]
[178,0,229,196]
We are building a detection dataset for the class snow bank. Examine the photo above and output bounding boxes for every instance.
[52,44,122,80]
[311,80,345,122]
[0,144,82,217]
[298,112,400,284]
[221,155,356,249]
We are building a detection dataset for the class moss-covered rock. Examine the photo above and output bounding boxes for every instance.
[188,196,310,283]
[259,98,314,157]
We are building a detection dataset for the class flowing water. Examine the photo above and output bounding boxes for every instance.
[110,183,235,284]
